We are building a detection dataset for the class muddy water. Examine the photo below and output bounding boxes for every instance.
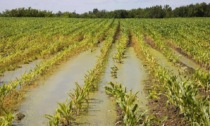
[16,48,101,126]
[117,47,147,107]
[170,48,201,70]
[75,45,117,126]
[148,48,188,83]
[148,48,181,76]
[0,60,41,86]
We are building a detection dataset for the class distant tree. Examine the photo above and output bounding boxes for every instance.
[56,11,62,17]
[0,2,210,18]
[163,5,172,18]
[93,8,99,14]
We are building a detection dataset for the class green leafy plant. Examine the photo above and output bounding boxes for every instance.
[105,82,154,126]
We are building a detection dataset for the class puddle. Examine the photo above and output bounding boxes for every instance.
[0,60,42,86]
[148,48,181,76]
[148,47,188,82]
[16,48,102,126]
[170,48,201,70]
[117,47,147,107]
[75,44,117,126]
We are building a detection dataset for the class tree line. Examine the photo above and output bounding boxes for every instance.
[0,2,210,18]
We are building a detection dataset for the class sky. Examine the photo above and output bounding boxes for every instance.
[0,0,210,14]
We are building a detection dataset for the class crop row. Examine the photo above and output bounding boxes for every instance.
[112,22,129,64]
[45,21,118,126]
[128,22,209,125]
[0,19,108,75]
[137,19,210,70]
[0,19,114,125]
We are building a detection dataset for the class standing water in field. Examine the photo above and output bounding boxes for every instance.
[117,47,147,107]
[148,47,187,81]
[0,60,41,86]
[170,48,201,70]
[148,48,181,76]
[75,45,117,126]
[16,47,102,126]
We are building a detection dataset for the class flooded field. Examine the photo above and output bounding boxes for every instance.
[0,60,41,86]
[16,49,101,126]
[1,18,209,126]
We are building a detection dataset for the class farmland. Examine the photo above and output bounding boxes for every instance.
[0,18,209,126]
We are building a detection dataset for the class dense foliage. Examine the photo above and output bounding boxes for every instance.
[0,2,210,18]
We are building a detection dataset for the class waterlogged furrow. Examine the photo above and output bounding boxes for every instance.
[75,23,119,126]
[46,21,118,126]
[0,29,96,95]
[142,19,210,70]
[130,28,209,125]
[0,40,91,119]
[105,23,149,125]
[1,19,113,125]
[129,19,210,87]
[0,60,41,86]
[127,20,210,98]
[17,47,102,126]
[0,19,109,88]
[118,21,147,100]
[15,19,113,125]
[117,47,147,106]
[0,19,104,74]
[0,18,209,126]
[0,20,113,123]
[170,48,201,71]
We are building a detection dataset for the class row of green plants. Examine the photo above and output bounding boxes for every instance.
[0,18,111,98]
[136,19,210,95]
[105,82,155,126]
[0,19,114,125]
[129,19,188,69]
[112,23,129,64]
[0,18,90,44]
[137,19,210,70]
[108,22,156,125]
[0,19,107,86]
[45,22,118,126]
[124,19,210,94]
[0,18,81,54]
[0,19,106,74]
[0,39,91,125]
[129,26,210,125]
